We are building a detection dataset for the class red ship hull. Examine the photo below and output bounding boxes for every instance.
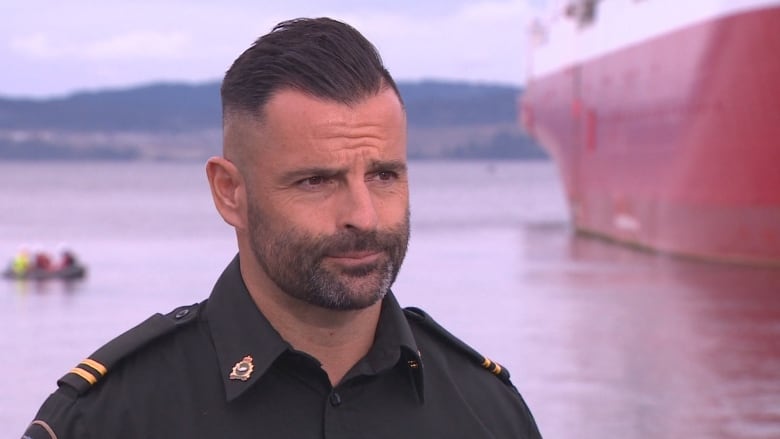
[521,6,780,266]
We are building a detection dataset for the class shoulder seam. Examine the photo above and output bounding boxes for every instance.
[404,306,514,386]
[57,303,201,396]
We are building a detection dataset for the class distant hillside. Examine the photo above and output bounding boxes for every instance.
[0,80,546,161]
[0,83,219,132]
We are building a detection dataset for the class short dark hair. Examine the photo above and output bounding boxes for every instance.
[221,17,402,120]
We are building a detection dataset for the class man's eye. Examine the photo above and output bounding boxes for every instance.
[376,171,397,181]
[305,176,325,185]
[299,176,333,189]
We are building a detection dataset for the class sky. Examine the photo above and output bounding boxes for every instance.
[0,0,546,99]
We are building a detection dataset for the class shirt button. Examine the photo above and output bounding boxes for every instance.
[174,308,190,319]
[329,392,342,407]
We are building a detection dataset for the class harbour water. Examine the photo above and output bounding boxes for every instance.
[1,160,779,438]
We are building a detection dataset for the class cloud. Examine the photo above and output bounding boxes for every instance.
[339,0,535,84]
[9,33,55,58]
[86,31,191,58]
[1,0,542,96]
[10,30,191,60]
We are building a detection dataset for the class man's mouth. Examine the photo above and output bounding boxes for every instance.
[325,250,382,266]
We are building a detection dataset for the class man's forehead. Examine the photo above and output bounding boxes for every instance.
[267,87,402,113]
[225,90,403,129]
[223,88,405,163]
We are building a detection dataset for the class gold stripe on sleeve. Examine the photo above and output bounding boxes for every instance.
[81,358,108,376]
[69,367,97,385]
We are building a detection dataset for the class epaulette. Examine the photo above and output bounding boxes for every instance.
[404,306,513,386]
[57,303,200,396]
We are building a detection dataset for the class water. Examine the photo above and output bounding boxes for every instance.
[1,160,779,438]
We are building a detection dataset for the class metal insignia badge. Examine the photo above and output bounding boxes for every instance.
[229,355,254,381]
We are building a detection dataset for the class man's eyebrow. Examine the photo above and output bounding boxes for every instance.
[280,166,346,182]
[368,159,407,173]
[279,160,407,182]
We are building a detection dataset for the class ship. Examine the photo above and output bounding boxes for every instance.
[520,0,780,266]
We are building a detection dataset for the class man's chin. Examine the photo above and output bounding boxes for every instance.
[321,275,389,310]
[331,290,386,311]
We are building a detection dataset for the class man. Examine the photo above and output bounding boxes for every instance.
[23,18,541,438]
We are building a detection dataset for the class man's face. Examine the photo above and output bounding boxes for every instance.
[242,88,409,310]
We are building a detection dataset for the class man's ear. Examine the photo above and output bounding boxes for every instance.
[206,156,247,230]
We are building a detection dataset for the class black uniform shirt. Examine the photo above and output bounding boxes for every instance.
[23,256,542,438]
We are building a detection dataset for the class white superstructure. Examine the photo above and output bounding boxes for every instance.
[528,0,780,78]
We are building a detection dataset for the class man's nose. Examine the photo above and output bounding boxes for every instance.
[337,181,379,231]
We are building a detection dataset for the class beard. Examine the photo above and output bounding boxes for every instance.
[247,203,410,311]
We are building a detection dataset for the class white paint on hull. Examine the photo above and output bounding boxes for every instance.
[528,0,780,78]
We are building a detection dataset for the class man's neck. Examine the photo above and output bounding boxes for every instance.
[265,299,381,386]
[241,262,381,386]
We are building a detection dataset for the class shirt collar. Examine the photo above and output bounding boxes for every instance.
[205,254,424,402]
[363,292,425,402]
[205,255,289,402]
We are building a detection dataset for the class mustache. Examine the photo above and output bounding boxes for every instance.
[317,228,404,255]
